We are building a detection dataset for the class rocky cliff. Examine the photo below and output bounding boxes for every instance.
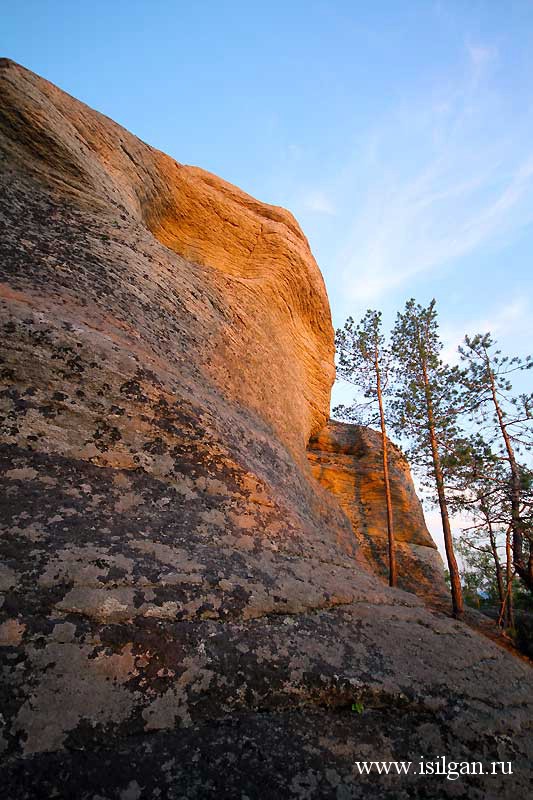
[0,60,532,799]
[308,421,447,602]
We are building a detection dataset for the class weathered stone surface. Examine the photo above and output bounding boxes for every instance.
[308,421,447,602]
[0,59,532,798]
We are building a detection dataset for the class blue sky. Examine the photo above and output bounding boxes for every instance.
[3,1,533,553]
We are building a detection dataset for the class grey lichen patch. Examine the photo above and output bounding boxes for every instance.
[119,781,142,800]
[5,467,38,481]
[55,587,136,622]
[202,476,230,496]
[114,492,144,513]
[0,564,18,591]
[140,651,215,733]
[142,688,191,731]
[129,539,204,571]
[38,546,134,589]
[143,601,179,619]
[199,509,226,528]
[50,621,77,643]
[112,472,132,490]
[13,641,137,755]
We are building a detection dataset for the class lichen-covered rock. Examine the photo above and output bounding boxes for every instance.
[308,421,447,602]
[0,59,532,799]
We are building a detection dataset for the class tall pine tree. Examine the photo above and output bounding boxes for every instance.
[391,299,464,616]
[335,310,397,586]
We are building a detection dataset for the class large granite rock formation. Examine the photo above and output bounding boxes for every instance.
[308,421,447,603]
[0,59,532,799]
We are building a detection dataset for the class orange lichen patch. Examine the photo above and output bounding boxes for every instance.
[0,619,26,646]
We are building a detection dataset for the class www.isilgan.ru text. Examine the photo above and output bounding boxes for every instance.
[354,757,512,780]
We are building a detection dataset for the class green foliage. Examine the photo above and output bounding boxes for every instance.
[514,581,533,611]
[456,333,533,459]
[454,333,533,595]
[351,702,364,714]
[334,309,392,426]
[390,299,461,480]
[455,536,502,606]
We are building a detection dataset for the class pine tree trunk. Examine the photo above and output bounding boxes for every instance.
[486,516,505,622]
[505,526,514,629]
[375,353,396,587]
[420,356,464,617]
[429,426,464,617]
[526,539,533,592]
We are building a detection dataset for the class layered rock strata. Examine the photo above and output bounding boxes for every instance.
[0,59,532,799]
[308,421,447,602]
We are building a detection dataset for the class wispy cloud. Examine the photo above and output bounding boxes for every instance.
[466,41,498,85]
[302,189,336,215]
[440,297,530,364]
[332,42,533,301]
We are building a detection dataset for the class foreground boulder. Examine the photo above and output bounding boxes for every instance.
[0,59,532,798]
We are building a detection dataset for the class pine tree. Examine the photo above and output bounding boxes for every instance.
[447,436,514,625]
[457,333,533,594]
[391,299,464,616]
[335,310,397,586]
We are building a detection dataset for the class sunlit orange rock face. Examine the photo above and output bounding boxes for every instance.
[308,421,447,602]
[1,60,532,798]
[0,59,333,461]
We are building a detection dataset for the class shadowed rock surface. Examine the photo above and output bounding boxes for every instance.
[308,421,448,603]
[0,59,532,798]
